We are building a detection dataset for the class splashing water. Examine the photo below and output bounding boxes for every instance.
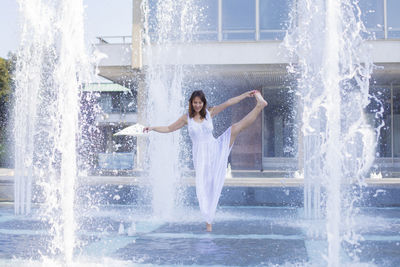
[11,0,384,265]
[284,0,376,265]
[142,0,199,220]
[14,0,90,263]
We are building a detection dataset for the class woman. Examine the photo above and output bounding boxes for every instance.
[144,90,268,231]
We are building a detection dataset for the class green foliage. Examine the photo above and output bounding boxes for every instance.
[0,57,11,100]
[0,54,14,167]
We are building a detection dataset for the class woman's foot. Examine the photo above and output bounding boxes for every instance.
[206,223,212,232]
[254,90,268,108]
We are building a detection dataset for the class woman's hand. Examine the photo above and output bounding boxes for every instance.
[245,90,257,98]
[143,126,152,133]
[210,90,257,117]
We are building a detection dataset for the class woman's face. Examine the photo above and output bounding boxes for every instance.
[192,96,204,113]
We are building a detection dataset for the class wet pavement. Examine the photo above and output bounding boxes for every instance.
[0,204,399,266]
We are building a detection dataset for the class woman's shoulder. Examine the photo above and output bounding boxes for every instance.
[179,113,189,123]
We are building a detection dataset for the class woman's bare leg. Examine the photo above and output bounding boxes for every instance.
[206,223,212,232]
[230,91,268,147]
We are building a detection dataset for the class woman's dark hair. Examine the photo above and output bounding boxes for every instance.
[189,90,207,119]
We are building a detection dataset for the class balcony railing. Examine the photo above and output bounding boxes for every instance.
[96,36,132,44]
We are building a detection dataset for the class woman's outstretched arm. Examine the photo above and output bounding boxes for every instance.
[209,90,256,117]
[143,114,187,133]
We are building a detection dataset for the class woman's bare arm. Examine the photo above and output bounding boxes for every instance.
[209,90,256,117]
[143,114,188,133]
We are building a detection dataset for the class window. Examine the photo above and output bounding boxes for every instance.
[196,0,218,41]
[97,126,136,170]
[387,0,400,38]
[259,0,291,40]
[358,0,384,39]
[99,93,112,113]
[118,92,137,113]
[99,92,136,114]
[146,0,158,42]
[263,88,297,158]
[146,0,191,42]
[222,0,256,40]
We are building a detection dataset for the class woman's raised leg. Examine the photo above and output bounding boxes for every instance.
[230,91,268,147]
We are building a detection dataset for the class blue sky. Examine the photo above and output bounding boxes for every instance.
[0,0,132,58]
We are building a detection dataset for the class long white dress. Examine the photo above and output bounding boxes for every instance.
[187,109,233,224]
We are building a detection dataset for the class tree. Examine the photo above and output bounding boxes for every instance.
[0,54,15,167]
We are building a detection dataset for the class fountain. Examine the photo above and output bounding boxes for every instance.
[14,0,90,263]
[142,0,199,219]
[284,0,376,264]
[4,0,398,266]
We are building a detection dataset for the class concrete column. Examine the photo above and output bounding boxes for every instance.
[132,0,143,69]
[132,0,146,170]
[297,94,304,174]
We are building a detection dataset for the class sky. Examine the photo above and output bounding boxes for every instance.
[0,0,132,58]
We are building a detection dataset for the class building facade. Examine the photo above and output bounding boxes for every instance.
[81,82,138,174]
[94,0,400,177]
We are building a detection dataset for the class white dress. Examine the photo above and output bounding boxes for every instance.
[187,109,233,224]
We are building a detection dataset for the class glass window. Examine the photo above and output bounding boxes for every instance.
[358,0,384,39]
[146,0,187,42]
[110,92,137,113]
[146,0,158,42]
[222,0,256,40]
[97,125,136,170]
[365,87,392,157]
[259,0,291,40]
[147,0,219,42]
[111,93,121,113]
[198,0,218,31]
[119,92,137,113]
[99,93,112,113]
[263,88,297,158]
[393,87,400,157]
[387,0,400,38]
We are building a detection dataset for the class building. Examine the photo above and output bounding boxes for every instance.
[81,82,138,174]
[93,0,399,177]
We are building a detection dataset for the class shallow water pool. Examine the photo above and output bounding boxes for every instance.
[0,204,399,266]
